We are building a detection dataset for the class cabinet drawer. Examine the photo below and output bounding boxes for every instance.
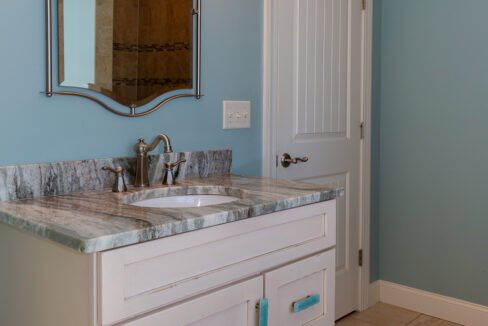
[125,277,262,326]
[265,250,336,326]
[98,201,336,325]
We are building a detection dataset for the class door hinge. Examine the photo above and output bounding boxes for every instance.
[359,249,363,267]
[276,155,279,167]
[361,0,366,10]
[360,122,364,139]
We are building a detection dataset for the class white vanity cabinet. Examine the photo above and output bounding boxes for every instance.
[0,200,336,326]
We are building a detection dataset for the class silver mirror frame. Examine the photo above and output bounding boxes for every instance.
[45,0,201,118]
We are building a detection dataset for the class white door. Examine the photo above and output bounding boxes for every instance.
[264,251,336,326]
[125,277,263,326]
[268,0,363,319]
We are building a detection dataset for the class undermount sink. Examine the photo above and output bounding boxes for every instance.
[130,194,240,208]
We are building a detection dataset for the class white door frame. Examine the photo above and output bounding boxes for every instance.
[262,0,374,312]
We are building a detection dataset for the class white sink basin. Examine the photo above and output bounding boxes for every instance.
[130,195,240,208]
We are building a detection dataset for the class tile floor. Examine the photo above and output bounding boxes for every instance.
[336,303,462,326]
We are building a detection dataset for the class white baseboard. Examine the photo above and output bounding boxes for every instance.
[368,280,380,307]
[375,280,488,326]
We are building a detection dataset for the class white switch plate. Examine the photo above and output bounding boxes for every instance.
[223,101,251,129]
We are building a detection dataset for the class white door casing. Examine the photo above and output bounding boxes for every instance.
[263,0,369,319]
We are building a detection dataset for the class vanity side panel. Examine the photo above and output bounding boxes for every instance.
[0,223,96,326]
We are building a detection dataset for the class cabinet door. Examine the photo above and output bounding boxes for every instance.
[265,250,335,326]
[125,277,263,326]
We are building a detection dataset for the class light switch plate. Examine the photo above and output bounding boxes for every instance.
[223,101,251,129]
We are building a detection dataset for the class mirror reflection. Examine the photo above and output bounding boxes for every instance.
[58,0,194,107]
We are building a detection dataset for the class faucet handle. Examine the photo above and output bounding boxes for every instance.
[102,166,123,175]
[163,159,187,185]
[102,166,128,193]
[164,159,187,170]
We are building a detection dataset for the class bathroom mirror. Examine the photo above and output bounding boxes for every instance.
[45,0,201,117]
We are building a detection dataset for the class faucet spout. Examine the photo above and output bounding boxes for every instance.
[134,133,174,188]
[146,133,173,154]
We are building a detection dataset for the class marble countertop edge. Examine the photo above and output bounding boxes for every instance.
[0,211,87,252]
[0,175,337,254]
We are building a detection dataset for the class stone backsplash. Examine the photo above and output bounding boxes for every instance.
[0,149,232,202]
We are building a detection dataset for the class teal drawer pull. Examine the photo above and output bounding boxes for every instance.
[257,298,268,326]
[293,294,321,313]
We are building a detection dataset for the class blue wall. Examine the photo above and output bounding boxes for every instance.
[0,0,262,176]
[377,0,488,305]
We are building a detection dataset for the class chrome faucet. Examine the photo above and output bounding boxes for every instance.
[134,133,173,187]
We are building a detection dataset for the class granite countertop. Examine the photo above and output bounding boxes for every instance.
[0,175,337,253]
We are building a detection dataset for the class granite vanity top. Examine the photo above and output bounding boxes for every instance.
[0,175,337,253]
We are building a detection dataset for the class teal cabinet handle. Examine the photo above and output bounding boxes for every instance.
[258,298,268,326]
[293,294,321,313]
